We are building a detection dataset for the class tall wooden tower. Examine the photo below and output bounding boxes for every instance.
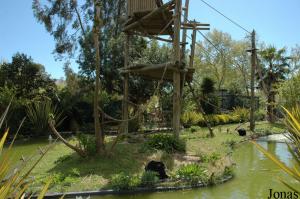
[121,0,209,137]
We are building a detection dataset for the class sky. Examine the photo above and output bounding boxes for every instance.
[0,0,300,79]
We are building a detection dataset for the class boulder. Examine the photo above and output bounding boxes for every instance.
[145,161,168,179]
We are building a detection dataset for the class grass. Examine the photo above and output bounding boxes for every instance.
[24,121,285,193]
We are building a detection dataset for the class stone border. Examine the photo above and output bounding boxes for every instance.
[40,175,233,199]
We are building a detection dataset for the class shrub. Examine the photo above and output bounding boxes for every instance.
[217,114,230,124]
[143,134,186,153]
[198,152,220,164]
[255,109,265,121]
[26,99,65,135]
[181,111,203,128]
[175,164,208,185]
[231,107,250,122]
[76,133,97,156]
[140,171,159,187]
[110,173,140,191]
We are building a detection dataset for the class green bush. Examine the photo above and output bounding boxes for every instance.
[198,152,221,164]
[140,171,159,187]
[231,107,250,122]
[181,109,250,129]
[175,164,208,185]
[143,134,186,153]
[255,109,265,121]
[76,133,97,156]
[181,111,203,128]
[110,173,140,191]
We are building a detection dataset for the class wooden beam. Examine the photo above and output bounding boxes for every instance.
[181,27,210,30]
[122,62,177,72]
[250,30,257,131]
[189,28,197,68]
[181,0,189,62]
[182,22,210,27]
[123,0,175,32]
[122,34,130,134]
[173,0,182,138]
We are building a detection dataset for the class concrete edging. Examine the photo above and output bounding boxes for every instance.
[42,175,233,198]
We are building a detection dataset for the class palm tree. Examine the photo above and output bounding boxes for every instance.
[257,46,290,123]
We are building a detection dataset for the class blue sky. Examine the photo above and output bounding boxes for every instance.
[1,0,299,79]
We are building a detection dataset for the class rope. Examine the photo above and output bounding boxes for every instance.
[97,13,176,124]
[98,62,169,123]
[199,0,251,34]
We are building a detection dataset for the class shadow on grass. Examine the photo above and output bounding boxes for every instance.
[48,142,150,180]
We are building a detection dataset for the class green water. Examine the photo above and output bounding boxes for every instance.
[92,141,298,199]
[9,139,298,199]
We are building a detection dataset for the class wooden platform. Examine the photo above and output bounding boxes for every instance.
[124,1,174,35]
[120,63,195,82]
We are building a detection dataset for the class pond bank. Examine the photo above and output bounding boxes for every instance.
[41,175,233,199]
[10,121,286,196]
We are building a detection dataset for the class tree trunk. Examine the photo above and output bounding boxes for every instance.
[267,90,276,123]
[49,120,87,158]
[93,0,105,154]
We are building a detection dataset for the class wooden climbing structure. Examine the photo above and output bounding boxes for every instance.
[121,0,210,137]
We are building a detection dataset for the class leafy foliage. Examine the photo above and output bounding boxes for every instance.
[140,171,159,187]
[76,133,97,156]
[110,173,140,191]
[175,164,208,185]
[278,71,300,109]
[0,53,56,99]
[0,54,57,136]
[142,134,186,153]
[181,109,249,128]
[231,107,250,122]
[258,46,291,122]
[200,77,218,114]
[26,99,65,136]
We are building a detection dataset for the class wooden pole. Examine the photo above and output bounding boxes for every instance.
[123,34,130,134]
[173,0,182,138]
[181,0,189,62]
[93,0,105,154]
[250,30,256,132]
[189,26,197,68]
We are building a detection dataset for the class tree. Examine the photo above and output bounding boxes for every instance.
[0,53,56,99]
[200,77,218,114]
[32,0,107,153]
[257,46,291,123]
[278,71,300,109]
[290,44,300,74]
[193,29,250,95]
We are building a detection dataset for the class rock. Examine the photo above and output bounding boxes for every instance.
[237,128,246,136]
[145,161,168,179]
